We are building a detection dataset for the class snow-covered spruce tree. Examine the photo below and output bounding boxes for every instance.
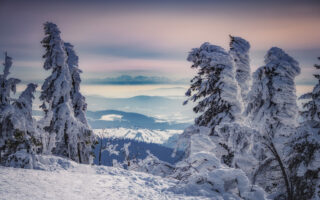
[229,35,251,104]
[184,42,241,134]
[246,47,300,199]
[0,53,42,168]
[39,22,94,164]
[183,42,246,166]
[0,53,20,105]
[287,57,320,200]
[171,43,266,199]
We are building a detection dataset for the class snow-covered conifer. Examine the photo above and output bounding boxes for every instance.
[0,53,41,168]
[184,42,241,134]
[229,35,251,104]
[184,42,247,167]
[39,22,94,164]
[0,53,20,105]
[287,57,320,200]
[246,47,300,199]
[14,83,38,117]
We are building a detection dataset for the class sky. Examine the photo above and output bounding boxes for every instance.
[0,0,320,85]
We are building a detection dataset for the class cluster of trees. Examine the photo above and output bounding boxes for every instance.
[178,36,320,199]
[0,22,95,167]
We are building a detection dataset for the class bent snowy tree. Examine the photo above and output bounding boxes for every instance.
[246,47,300,200]
[184,42,241,135]
[288,57,320,200]
[183,42,247,166]
[39,22,94,164]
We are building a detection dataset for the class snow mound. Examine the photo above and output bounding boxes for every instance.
[0,153,267,200]
[0,154,211,200]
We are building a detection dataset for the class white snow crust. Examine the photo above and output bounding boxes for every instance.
[0,155,211,200]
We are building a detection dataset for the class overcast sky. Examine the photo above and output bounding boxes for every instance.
[0,0,319,84]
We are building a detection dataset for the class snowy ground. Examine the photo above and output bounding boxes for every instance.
[0,155,208,200]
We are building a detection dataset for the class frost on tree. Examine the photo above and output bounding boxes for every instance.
[246,47,300,199]
[215,122,260,175]
[39,22,94,164]
[229,35,251,104]
[287,57,320,200]
[64,42,88,126]
[0,53,42,168]
[183,42,248,167]
[184,42,241,135]
[172,125,266,200]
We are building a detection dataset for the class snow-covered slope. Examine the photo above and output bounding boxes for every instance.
[0,155,210,200]
[94,128,182,146]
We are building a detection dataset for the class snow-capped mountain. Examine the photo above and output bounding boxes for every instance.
[94,128,182,146]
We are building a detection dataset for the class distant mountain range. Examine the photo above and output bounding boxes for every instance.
[87,109,190,130]
[33,108,191,130]
[93,127,182,145]
[86,95,195,123]
[82,75,189,85]
[33,102,190,166]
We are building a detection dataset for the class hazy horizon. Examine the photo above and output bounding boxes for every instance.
[1,0,320,87]
[1,0,319,123]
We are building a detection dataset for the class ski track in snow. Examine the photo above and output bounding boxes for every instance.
[0,162,208,200]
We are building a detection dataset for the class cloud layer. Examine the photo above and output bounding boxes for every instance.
[0,0,319,85]
[83,75,188,85]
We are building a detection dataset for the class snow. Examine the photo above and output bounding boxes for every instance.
[0,155,211,200]
[171,125,267,200]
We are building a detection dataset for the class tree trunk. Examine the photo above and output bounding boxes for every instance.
[77,143,82,163]
[266,141,292,200]
[98,138,102,165]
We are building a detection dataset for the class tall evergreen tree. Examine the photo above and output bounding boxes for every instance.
[39,22,94,164]
[0,53,41,167]
[287,57,320,200]
[246,47,300,199]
